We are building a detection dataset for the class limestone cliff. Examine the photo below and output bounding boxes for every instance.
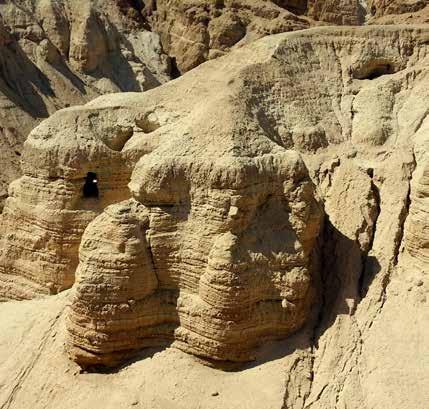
[0,0,426,210]
[0,4,427,407]
[0,25,426,394]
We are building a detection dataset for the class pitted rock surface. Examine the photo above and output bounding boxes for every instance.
[0,21,427,409]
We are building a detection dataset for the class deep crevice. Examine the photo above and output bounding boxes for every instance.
[358,172,381,299]
[169,57,181,79]
[393,157,415,266]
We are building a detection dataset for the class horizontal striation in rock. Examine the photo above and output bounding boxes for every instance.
[67,146,322,366]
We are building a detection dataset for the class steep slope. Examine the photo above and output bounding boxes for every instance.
[143,0,429,75]
[144,0,311,73]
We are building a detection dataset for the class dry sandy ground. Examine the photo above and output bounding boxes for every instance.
[0,293,296,409]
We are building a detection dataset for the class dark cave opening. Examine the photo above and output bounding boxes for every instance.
[365,64,393,80]
[169,57,181,79]
[353,62,395,80]
[83,172,99,198]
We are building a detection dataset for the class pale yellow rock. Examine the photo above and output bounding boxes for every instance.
[0,22,428,408]
[0,0,171,207]
[67,145,322,365]
[0,0,425,207]
[147,0,311,73]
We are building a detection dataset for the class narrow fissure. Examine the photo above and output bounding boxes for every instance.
[358,171,381,299]
[301,213,333,408]
[393,166,414,266]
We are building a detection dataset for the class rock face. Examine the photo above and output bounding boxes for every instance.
[145,0,310,74]
[143,0,429,76]
[0,12,428,409]
[369,0,428,17]
[67,153,322,365]
[307,0,368,25]
[0,0,426,209]
[0,0,171,208]
[368,0,429,24]
[1,24,426,370]
[0,105,143,299]
[64,26,429,392]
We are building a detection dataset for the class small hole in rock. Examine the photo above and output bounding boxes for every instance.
[353,62,395,80]
[365,64,393,80]
[83,172,99,198]
[169,57,181,79]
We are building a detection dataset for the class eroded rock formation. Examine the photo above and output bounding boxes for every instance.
[0,2,427,403]
[1,24,426,370]
[64,24,428,376]
[142,0,429,76]
[0,0,170,208]
[67,151,322,366]
[307,0,368,25]
[0,105,144,299]
[0,0,427,209]
[144,0,311,73]
[368,0,429,24]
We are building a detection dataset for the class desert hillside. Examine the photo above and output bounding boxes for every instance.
[0,2,428,409]
[0,0,428,208]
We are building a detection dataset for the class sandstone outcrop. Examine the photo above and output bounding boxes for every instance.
[0,2,427,405]
[307,0,368,25]
[0,0,427,209]
[0,105,145,299]
[67,153,322,365]
[2,24,427,369]
[369,0,429,24]
[369,0,428,17]
[63,24,427,380]
[143,0,429,77]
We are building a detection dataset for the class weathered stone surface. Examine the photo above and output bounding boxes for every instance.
[144,0,429,75]
[145,0,311,73]
[67,148,322,365]
[368,0,429,24]
[0,0,426,207]
[0,105,145,299]
[0,0,171,208]
[61,26,427,394]
[0,19,428,408]
[370,0,428,17]
[307,0,368,25]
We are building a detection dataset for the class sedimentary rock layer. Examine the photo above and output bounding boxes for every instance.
[65,25,429,366]
[145,0,310,73]
[0,106,140,299]
[67,149,322,365]
[0,0,426,206]
[0,24,428,372]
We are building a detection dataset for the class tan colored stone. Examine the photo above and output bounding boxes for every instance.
[0,0,171,208]
[0,20,427,408]
[67,145,322,365]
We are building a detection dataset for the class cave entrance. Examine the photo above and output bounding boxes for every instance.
[83,172,99,198]
[169,57,181,79]
[353,61,395,80]
[365,63,393,80]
